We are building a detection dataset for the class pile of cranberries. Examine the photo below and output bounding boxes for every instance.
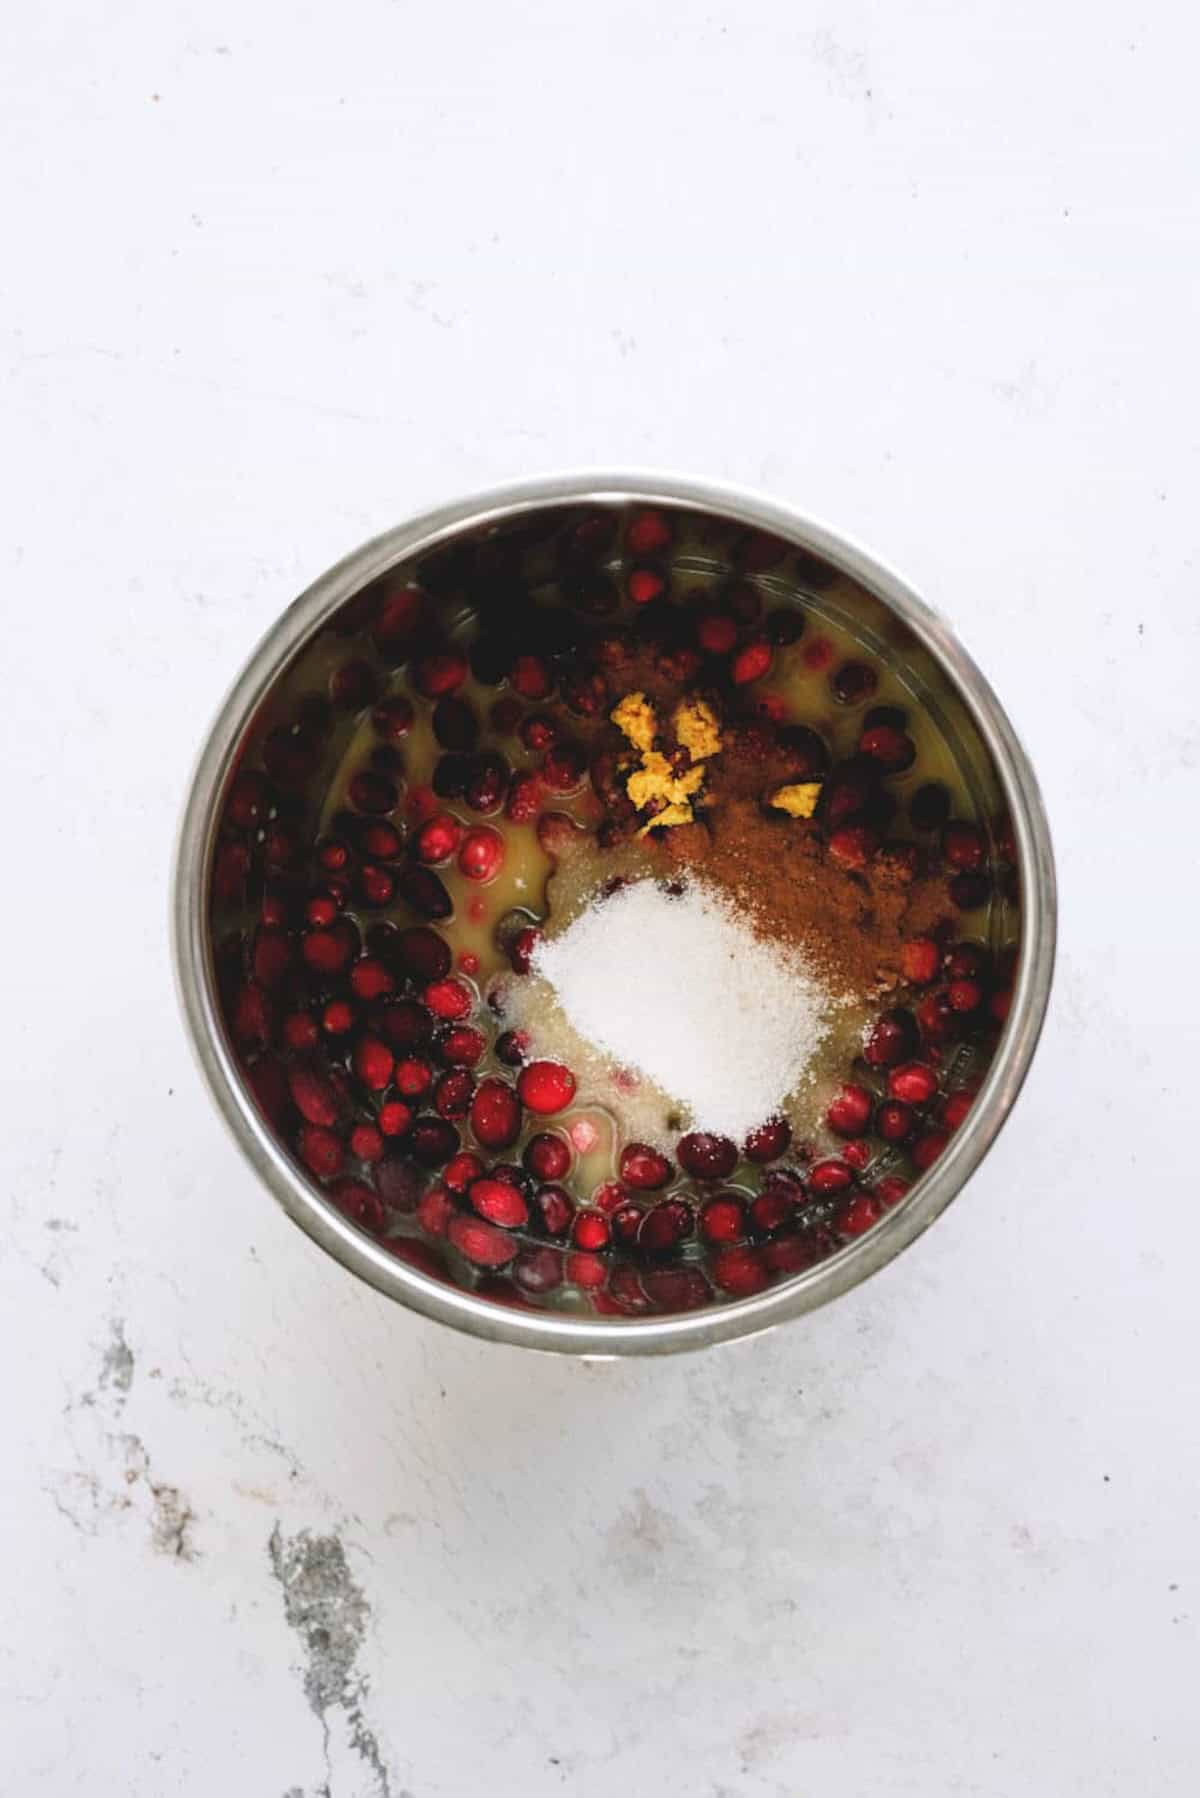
[209,503,1017,1317]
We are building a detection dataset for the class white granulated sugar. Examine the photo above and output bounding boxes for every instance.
[530,877,833,1144]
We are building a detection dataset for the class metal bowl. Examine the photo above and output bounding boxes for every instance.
[173,474,1056,1355]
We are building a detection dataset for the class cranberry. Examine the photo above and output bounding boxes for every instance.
[372,694,415,740]
[874,1175,911,1206]
[802,636,835,671]
[519,713,559,753]
[350,1123,384,1164]
[778,724,831,780]
[457,825,505,883]
[859,725,916,771]
[252,928,292,988]
[763,1230,829,1274]
[572,1210,611,1251]
[628,566,666,606]
[494,1029,528,1066]
[826,1084,873,1137]
[424,977,472,1021]
[458,950,480,976]
[352,1036,394,1091]
[438,1025,486,1067]
[287,1062,341,1128]
[915,991,956,1044]
[830,660,878,705]
[369,583,424,659]
[230,983,273,1050]
[676,1132,738,1181]
[639,1265,710,1312]
[638,1199,694,1254]
[697,613,738,655]
[262,729,318,790]
[942,821,987,872]
[469,1178,529,1229]
[941,1090,974,1131]
[414,650,468,698]
[864,1007,919,1067]
[808,1158,854,1197]
[429,695,477,752]
[283,1012,319,1051]
[517,1060,577,1115]
[505,770,541,824]
[470,1077,522,1150]
[842,1139,872,1172]
[836,1193,880,1238]
[362,821,403,860]
[828,825,879,872]
[225,769,272,829]
[731,640,773,685]
[990,987,1013,1025]
[489,696,523,736]
[434,1069,474,1119]
[611,1205,644,1246]
[409,1117,459,1166]
[502,929,538,979]
[560,670,609,718]
[416,1182,454,1236]
[396,865,453,921]
[875,1100,917,1144]
[513,1247,564,1295]
[432,752,471,799]
[378,998,434,1050]
[887,1062,938,1106]
[443,1150,485,1193]
[947,978,985,1013]
[448,1213,516,1267]
[911,1129,949,1172]
[533,1185,575,1237]
[395,1057,435,1098]
[619,1143,673,1190]
[540,742,586,795]
[305,894,340,929]
[626,508,672,556]
[949,872,990,911]
[900,937,940,985]
[348,771,398,816]
[378,1099,414,1138]
[317,838,350,873]
[321,998,354,1036]
[301,923,357,976]
[760,1167,809,1208]
[699,1194,747,1243]
[592,1180,630,1214]
[523,1133,571,1181]
[819,764,876,827]
[357,863,396,908]
[765,608,804,646]
[710,1245,769,1297]
[299,1124,344,1179]
[566,1251,608,1289]
[743,1117,792,1163]
[330,660,379,710]
[510,654,553,700]
[459,752,506,814]
[350,957,395,1001]
[910,782,951,831]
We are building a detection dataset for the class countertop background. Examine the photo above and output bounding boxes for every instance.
[4,3,1198,1793]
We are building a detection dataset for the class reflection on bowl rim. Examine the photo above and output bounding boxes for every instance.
[172,472,1057,1356]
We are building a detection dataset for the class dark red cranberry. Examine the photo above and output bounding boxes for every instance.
[357,863,395,908]
[378,1099,414,1138]
[438,1025,486,1068]
[533,1185,574,1237]
[372,694,414,740]
[626,508,672,556]
[396,865,453,921]
[887,1062,938,1105]
[762,1229,830,1274]
[990,987,1013,1025]
[494,1029,528,1067]
[560,671,609,718]
[469,1177,529,1229]
[610,1204,643,1246]
[828,825,879,872]
[448,1213,517,1268]
[820,765,877,826]
[731,640,773,685]
[489,696,523,736]
[458,826,505,882]
[676,1133,738,1181]
[541,742,587,795]
[462,752,509,814]
[470,1077,522,1150]
[808,1158,854,1197]
[301,922,358,976]
[900,937,940,985]
[334,1175,390,1232]
[517,1061,577,1114]
[434,1069,474,1120]
[468,634,510,686]
[697,613,737,655]
[699,1194,747,1243]
[225,769,272,829]
[572,1210,611,1251]
[638,1199,694,1254]
[836,1193,880,1238]
[287,1062,341,1128]
[742,1116,792,1163]
[710,1245,769,1296]
[409,1117,459,1167]
[826,1084,873,1137]
[416,1181,453,1236]
[947,978,985,1013]
[777,725,830,781]
[636,1265,708,1313]
[876,1100,917,1144]
[949,872,990,911]
[432,695,478,751]
[305,894,340,930]
[432,752,471,799]
[765,607,804,645]
[414,649,468,698]
[760,1167,809,1208]
[874,1175,911,1206]
[915,991,956,1044]
[372,585,425,662]
[591,1180,630,1214]
[317,838,350,873]
[910,1130,949,1172]
[830,660,878,705]
[523,1133,571,1181]
[299,1124,344,1179]
[252,927,292,989]
[330,660,379,709]
[619,1143,673,1190]
[519,713,559,754]
[910,782,951,831]
[749,1187,797,1237]
[348,771,398,815]
[510,653,553,700]
[378,998,434,1051]
[864,1007,919,1067]
[504,770,541,824]
[362,821,403,860]
[945,942,989,980]
[859,724,916,772]
[942,821,987,872]
[512,1246,564,1295]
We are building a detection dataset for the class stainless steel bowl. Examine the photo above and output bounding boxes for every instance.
[173,473,1056,1355]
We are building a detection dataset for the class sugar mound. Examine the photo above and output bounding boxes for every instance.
[528,877,834,1145]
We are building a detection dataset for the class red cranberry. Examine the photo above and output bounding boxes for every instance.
[434,1068,474,1119]
[566,1251,608,1289]
[395,1057,434,1098]
[519,713,559,754]
[305,894,341,930]
[494,1029,528,1067]
[828,825,878,872]
[830,660,878,705]
[628,565,666,605]
[915,991,956,1044]
[458,826,505,883]
[841,1140,872,1172]
[414,650,468,698]
[820,764,876,827]
[287,1062,341,1128]
[284,1012,319,1051]
[910,782,951,831]
[409,1117,459,1166]
[941,1090,974,1131]
[348,771,398,816]
[372,694,414,740]
[710,1245,769,1297]
[990,987,1013,1025]
[412,813,459,866]
[424,978,472,1021]
[900,937,940,985]
[836,1193,880,1238]
[317,838,350,873]
[949,872,990,911]
[760,1167,809,1207]
[887,1062,938,1105]
[470,1077,522,1150]
[874,1175,911,1206]
[350,958,395,1001]
[676,1132,738,1181]
[911,1130,949,1172]
[301,923,357,976]
[505,770,541,824]
[443,1150,485,1193]
[523,1133,571,1181]
[517,1060,577,1115]
[864,1008,919,1067]
[469,1178,529,1229]
[947,978,985,1013]
[808,1158,854,1197]
[826,1084,873,1138]
[699,1194,747,1244]
[572,1210,611,1251]
[510,654,553,700]
[378,999,433,1050]
[697,614,738,655]
[396,928,451,989]
[458,950,480,976]
[533,1185,575,1237]
[626,508,672,556]
[462,752,509,814]
[378,1099,414,1138]
[611,1204,644,1247]
[942,821,987,872]
[763,1230,829,1274]
[357,863,396,908]
[731,640,773,685]
[619,1143,673,1190]
[362,821,403,860]
[638,1199,694,1254]
[505,927,540,976]
[875,1100,917,1144]
[438,1025,486,1068]
[541,742,587,795]
[639,1265,710,1312]
[299,1124,344,1180]
[330,1178,387,1235]
[416,1182,454,1236]
[352,1036,394,1091]
[350,1123,384,1164]
[513,1247,564,1295]
[592,1180,630,1214]
[321,997,355,1037]
[743,1117,792,1163]
[448,1213,516,1267]
[749,1187,799,1237]
[859,725,916,771]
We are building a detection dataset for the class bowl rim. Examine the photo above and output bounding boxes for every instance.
[172,470,1057,1355]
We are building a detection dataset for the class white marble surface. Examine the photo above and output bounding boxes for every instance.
[3,2,1198,1792]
